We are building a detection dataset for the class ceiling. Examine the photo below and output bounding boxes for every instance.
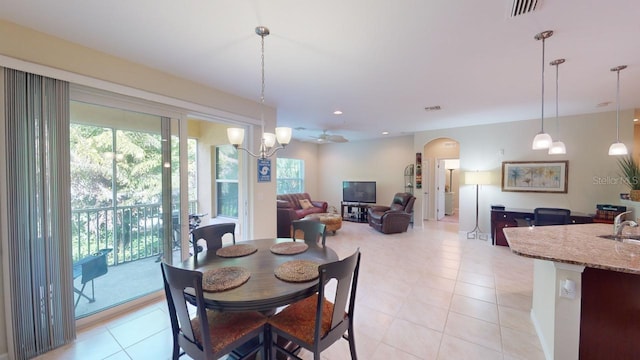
[2,0,640,143]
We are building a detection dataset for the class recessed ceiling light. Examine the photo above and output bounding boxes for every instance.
[424,105,441,111]
[333,110,343,115]
[382,131,389,135]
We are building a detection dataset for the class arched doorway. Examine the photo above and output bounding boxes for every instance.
[422,138,460,223]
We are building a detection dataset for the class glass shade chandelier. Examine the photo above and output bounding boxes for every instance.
[608,65,628,156]
[532,30,554,150]
[227,26,292,159]
[548,58,567,155]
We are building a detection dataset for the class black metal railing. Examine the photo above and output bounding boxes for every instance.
[71,201,198,266]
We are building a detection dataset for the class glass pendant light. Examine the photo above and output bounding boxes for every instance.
[548,58,566,155]
[608,65,628,156]
[532,30,553,150]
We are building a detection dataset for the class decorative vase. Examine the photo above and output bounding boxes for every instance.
[630,190,640,201]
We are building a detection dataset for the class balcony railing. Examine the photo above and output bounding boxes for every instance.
[71,201,198,266]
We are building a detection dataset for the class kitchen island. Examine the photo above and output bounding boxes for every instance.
[504,223,640,360]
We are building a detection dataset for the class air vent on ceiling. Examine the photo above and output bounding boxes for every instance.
[510,0,539,17]
[424,105,441,111]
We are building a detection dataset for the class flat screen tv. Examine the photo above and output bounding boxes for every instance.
[342,181,376,204]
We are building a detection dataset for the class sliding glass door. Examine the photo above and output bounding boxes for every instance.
[70,101,181,318]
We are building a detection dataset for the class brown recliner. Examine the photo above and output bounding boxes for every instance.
[368,192,416,234]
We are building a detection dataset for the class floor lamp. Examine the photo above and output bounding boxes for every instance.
[465,171,491,239]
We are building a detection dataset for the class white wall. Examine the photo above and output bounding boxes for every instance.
[315,136,415,210]
[415,109,635,236]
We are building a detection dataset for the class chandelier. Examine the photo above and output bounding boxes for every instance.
[227,26,292,159]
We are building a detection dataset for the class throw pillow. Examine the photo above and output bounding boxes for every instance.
[299,199,313,210]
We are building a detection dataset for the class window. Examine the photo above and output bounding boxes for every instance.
[215,145,238,217]
[277,158,304,194]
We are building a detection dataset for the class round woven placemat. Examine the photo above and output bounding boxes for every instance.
[274,260,320,283]
[202,266,250,292]
[270,242,309,255]
[215,244,258,258]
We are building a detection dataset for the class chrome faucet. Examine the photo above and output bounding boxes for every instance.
[614,211,638,236]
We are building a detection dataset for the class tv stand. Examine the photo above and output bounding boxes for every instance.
[341,202,370,223]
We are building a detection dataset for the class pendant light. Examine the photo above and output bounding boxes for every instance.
[608,65,628,156]
[227,26,292,159]
[548,58,566,155]
[532,30,553,150]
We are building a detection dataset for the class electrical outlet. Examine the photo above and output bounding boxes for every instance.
[559,279,576,299]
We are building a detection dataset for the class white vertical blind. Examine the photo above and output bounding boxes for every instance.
[3,68,74,358]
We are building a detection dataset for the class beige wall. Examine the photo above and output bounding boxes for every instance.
[189,119,235,227]
[415,109,635,236]
[0,19,280,358]
[315,136,416,210]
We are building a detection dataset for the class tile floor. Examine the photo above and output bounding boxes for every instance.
[35,220,545,360]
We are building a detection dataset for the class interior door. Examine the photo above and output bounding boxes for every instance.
[436,159,446,220]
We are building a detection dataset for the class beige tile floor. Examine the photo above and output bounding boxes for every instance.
[35,220,545,360]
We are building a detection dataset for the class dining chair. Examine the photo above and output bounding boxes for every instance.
[291,219,326,247]
[534,208,571,226]
[268,249,361,360]
[191,223,236,252]
[161,263,267,360]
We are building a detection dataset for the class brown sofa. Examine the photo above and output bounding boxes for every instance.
[276,193,328,237]
[368,192,416,234]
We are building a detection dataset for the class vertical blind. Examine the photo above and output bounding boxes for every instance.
[3,68,74,358]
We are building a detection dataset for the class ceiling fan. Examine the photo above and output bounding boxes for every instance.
[311,130,349,143]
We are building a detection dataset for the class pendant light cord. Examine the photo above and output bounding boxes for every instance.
[616,68,620,142]
[540,36,546,132]
[260,32,266,136]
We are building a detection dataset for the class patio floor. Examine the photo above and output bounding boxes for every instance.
[74,219,238,318]
[73,248,183,318]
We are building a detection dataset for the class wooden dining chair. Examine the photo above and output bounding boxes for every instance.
[268,249,361,360]
[291,220,326,247]
[191,223,236,252]
[161,262,267,360]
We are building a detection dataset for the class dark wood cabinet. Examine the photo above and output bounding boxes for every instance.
[491,208,593,246]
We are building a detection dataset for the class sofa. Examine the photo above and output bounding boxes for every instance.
[277,193,328,238]
[368,192,416,234]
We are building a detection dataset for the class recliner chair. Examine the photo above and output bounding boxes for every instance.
[368,192,416,234]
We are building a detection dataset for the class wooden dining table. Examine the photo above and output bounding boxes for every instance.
[175,237,339,313]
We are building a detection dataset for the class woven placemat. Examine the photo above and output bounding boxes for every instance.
[202,266,250,292]
[274,260,320,283]
[270,242,309,255]
[215,244,258,258]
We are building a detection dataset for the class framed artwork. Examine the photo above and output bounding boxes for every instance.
[501,161,568,193]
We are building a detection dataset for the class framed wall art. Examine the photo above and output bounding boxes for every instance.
[501,161,568,193]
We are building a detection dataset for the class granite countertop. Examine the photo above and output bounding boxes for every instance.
[504,223,640,275]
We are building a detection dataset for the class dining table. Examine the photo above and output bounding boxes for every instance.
[176,237,338,311]
[175,237,339,359]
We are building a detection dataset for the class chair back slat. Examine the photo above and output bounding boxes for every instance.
[292,220,327,247]
[534,208,571,226]
[192,223,236,251]
[161,263,212,353]
[317,250,361,337]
